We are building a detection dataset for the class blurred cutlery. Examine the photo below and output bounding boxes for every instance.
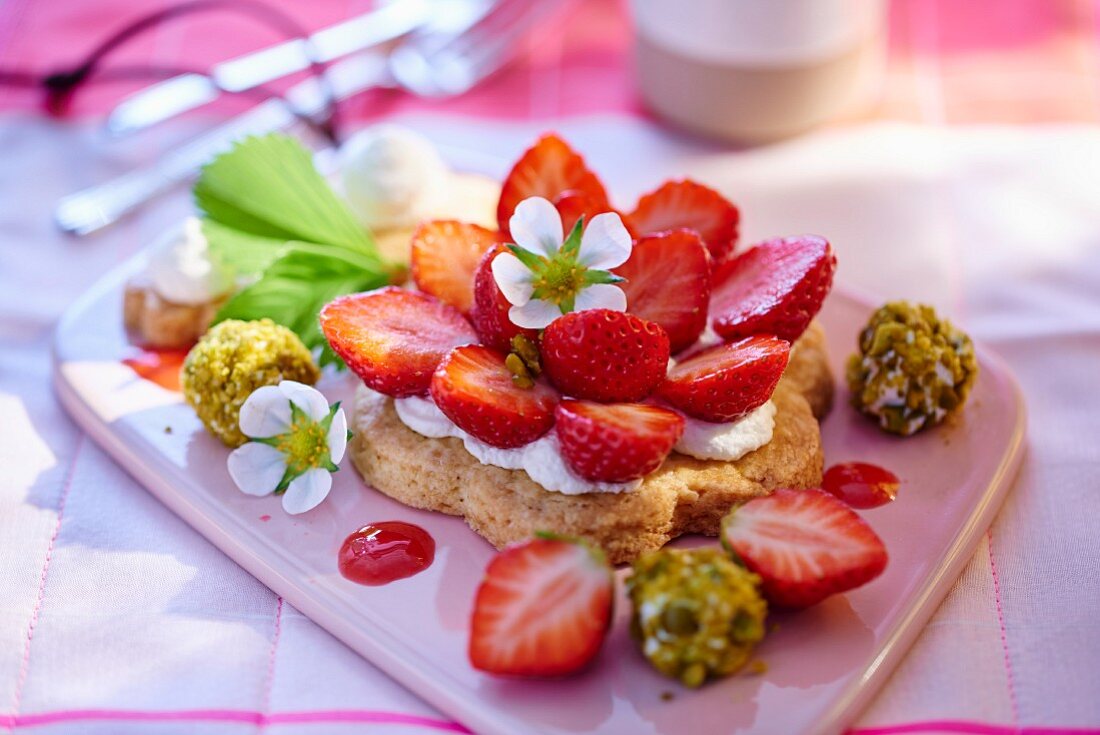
[107,0,434,137]
[56,0,568,236]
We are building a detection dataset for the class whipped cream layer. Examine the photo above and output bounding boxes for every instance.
[394,394,640,495]
[391,392,777,495]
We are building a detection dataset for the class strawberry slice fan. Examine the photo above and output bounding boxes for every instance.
[321,133,836,484]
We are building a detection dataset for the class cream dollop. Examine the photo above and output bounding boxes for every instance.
[146,217,232,305]
[394,394,640,495]
[674,401,777,461]
[393,390,778,493]
[339,124,450,231]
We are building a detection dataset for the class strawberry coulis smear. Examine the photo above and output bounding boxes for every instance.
[338,522,435,586]
[121,348,189,391]
[822,462,900,509]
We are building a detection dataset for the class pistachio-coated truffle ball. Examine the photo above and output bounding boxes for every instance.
[846,301,977,436]
[181,319,319,447]
[627,547,767,688]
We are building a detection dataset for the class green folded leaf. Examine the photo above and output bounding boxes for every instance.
[213,244,391,368]
[202,219,287,277]
[196,134,401,369]
[195,134,372,254]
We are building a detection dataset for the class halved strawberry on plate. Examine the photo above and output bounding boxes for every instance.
[497,134,611,236]
[469,535,614,677]
[627,179,740,262]
[721,488,889,609]
[431,344,558,449]
[411,220,500,314]
[615,229,711,354]
[320,287,477,397]
[556,400,684,483]
[710,235,836,343]
[658,335,790,422]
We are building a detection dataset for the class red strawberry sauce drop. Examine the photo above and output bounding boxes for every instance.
[338,522,435,586]
[122,348,188,391]
[822,463,900,509]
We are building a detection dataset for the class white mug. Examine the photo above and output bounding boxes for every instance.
[631,0,887,142]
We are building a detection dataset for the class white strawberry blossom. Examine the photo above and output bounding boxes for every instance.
[226,381,348,515]
[491,196,632,329]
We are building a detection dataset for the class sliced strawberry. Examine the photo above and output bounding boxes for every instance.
[430,345,558,448]
[615,229,711,354]
[540,309,670,403]
[555,401,684,483]
[469,536,614,677]
[553,189,615,237]
[497,134,610,236]
[411,220,500,314]
[658,335,789,422]
[469,244,538,353]
[627,179,740,261]
[710,235,836,343]
[320,287,476,397]
[721,488,889,609]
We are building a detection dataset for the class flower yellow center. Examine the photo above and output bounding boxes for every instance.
[276,411,329,476]
[530,257,588,308]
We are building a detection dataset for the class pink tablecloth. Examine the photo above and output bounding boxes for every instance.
[1,2,1100,734]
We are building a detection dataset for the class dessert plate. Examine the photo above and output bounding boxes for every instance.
[53,253,1025,735]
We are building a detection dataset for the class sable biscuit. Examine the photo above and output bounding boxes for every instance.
[348,322,833,564]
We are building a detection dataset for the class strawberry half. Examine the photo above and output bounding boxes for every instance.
[553,189,615,237]
[469,244,539,353]
[497,134,610,236]
[556,400,684,483]
[721,488,889,609]
[320,287,476,397]
[540,309,670,403]
[469,535,614,677]
[430,344,558,448]
[411,220,500,314]
[658,335,790,422]
[710,235,836,343]
[615,229,711,354]
[627,179,740,261]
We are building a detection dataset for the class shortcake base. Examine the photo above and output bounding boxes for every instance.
[349,322,833,564]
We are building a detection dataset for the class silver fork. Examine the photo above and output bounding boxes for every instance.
[55,0,571,236]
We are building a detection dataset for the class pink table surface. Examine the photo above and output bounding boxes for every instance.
[1,1,1099,734]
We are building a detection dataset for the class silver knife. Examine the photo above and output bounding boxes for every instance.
[106,0,432,136]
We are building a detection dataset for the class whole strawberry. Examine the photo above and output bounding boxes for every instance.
[540,309,670,403]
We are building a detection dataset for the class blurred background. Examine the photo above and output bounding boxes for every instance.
[1,0,1097,128]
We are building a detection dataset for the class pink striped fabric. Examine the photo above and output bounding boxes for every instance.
[0,708,470,732]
